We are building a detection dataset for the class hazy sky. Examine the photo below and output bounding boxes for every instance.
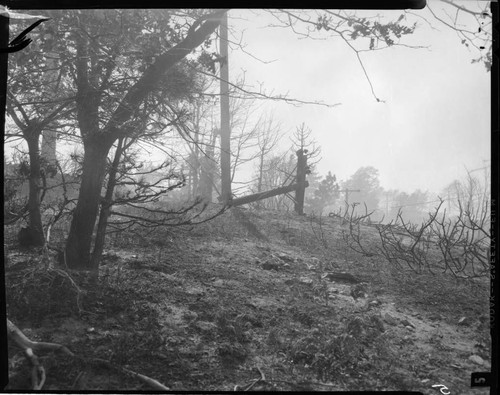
[226,4,491,195]
[4,4,490,198]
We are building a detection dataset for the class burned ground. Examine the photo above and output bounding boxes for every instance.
[4,206,490,392]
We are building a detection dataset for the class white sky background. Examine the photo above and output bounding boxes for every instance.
[4,4,490,198]
[226,3,491,195]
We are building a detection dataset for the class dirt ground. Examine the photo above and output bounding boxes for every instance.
[4,207,492,392]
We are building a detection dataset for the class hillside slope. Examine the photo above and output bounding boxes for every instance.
[5,206,491,392]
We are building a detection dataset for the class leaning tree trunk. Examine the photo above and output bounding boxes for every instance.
[90,137,126,269]
[23,131,45,246]
[64,142,111,270]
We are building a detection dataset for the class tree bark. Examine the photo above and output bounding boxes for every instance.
[294,149,307,215]
[65,141,111,270]
[192,106,201,198]
[230,181,308,207]
[24,130,45,246]
[90,137,125,269]
[40,51,59,171]
[219,12,232,204]
[256,150,265,209]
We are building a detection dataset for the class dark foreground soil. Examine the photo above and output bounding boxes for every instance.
[4,207,491,392]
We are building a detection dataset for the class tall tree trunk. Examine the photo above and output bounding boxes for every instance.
[64,142,111,270]
[40,51,59,172]
[24,132,45,246]
[192,154,199,198]
[200,132,216,203]
[294,149,307,215]
[192,109,200,198]
[256,150,265,209]
[219,13,232,204]
[90,138,125,269]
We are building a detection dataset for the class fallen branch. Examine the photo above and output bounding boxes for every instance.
[121,366,170,391]
[7,319,74,357]
[7,318,74,390]
[233,370,340,392]
[270,378,339,390]
[91,358,170,391]
[234,366,267,391]
[7,319,169,391]
[26,348,45,390]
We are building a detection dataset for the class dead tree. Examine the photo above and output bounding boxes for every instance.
[229,148,309,214]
